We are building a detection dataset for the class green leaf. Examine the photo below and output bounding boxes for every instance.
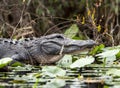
[90,44,105,55]
[106,69,120,77]
[36,8,43,15]
[0,57,13,68]
[116,51,120,58]
[70,56,95,68]
[43,79,66,88]
[105,56,116,64]
[13,65,33,71]
[33,78,39,88]
[96,49,120,64]
[57,55,72,67]
[11,62,23,67]
[64,24,79,38]
[96,49,120,58]
[42,66,66,77]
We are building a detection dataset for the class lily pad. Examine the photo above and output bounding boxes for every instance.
[70,56,95,68]
[42,66,66,77]
[0,57,13,68]
[43,79,66,88]
[57,55,72,67]
[96,49,120,58]
[96,49,120,64]
[106,69,120,77]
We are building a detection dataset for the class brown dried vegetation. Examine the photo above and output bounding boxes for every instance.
[0,0,119,46]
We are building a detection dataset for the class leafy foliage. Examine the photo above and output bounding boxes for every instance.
[96,46,120,64]
[97,49,119,57]
[106,69,120,77]
[42,66,66,77]
[0,58,12,68]
[0,0,119,45]
[64,24,79,38]
[90,44,105,55]
[43,79,65,88]
[57,55,72,67]
[70,56,95,68]
[1,45,120,87]
[0,0,120,87]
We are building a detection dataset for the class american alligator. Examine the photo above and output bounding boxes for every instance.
[0,34,96,65]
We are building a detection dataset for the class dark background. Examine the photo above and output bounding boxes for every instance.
[0,0,120,46]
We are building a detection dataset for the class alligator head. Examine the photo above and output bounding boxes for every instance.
[30,34,96,64]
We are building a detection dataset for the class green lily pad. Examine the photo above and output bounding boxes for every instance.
[57,55,72,67]
[43,79,66,88]
[42,66,66,77]
[0,57,13,68]
[106,69,120,77]
[96,49,120,58]
[70,56,95,68]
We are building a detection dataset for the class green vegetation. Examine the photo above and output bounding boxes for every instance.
[0,24,120,88]
[0,0,120,88]
[0,58,12,68]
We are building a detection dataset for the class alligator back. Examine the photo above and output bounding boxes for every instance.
[0,38,33,64]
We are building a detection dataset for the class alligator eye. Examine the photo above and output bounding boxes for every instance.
[56,35,64,39]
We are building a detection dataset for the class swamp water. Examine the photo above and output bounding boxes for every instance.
[0,64,120,88]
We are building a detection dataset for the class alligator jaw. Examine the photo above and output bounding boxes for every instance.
[40,34,96,55]
[61,39,96,54]
[40,39,96,64]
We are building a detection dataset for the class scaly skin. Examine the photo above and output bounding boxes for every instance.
[0,34,96,65]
